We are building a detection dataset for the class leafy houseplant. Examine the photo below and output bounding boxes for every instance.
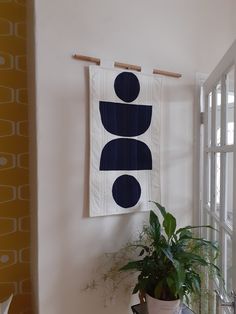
[120,202,221,312]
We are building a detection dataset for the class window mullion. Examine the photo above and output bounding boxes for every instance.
[233,64,236,290]
[202,93,209,235]
[210,89,216,215]
[220,75,227,283]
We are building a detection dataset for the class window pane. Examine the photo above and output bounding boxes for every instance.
[216,84,221,146]
[226,234,233,293]
[215,152,221,216]
[222,307,233,314]
[225,152,233,228]
[208,93,212,147]
[206,213,211,241]
[213,221,220,269]
[226,66,234,145]
[207,153,211,207]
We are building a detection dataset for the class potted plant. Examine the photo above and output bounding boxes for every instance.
[120,202,221,314]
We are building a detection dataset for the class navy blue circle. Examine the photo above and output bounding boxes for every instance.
[112,175,141,208]
[114,72,140,103]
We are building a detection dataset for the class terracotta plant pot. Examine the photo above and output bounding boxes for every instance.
[146,294,181,314]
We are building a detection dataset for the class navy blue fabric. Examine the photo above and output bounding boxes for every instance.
[100,138,152,170]
[112,175,141,208]
[114,72,140,103]
[99,101,152,137]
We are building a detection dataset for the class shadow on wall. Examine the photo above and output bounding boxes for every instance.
[82,67,90,218]
[161,78,194,216]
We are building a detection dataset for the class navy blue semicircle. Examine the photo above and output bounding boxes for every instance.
[112,175,141,208]
[100,138,152,171]
[99,101,152,137]
[114,72,140,103]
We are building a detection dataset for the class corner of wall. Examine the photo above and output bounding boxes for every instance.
[27,0,39,313]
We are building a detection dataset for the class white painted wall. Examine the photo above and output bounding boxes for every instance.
[232,1,236,37]
[31,0,235,313]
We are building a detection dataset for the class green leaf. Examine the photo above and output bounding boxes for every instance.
[161,247,175,264]
[192,274,201,293]
[173,234,178,242]
[163,213,176,239]
[132,283,140,294]
[149,210,161,243]
[149,210,160,229]
[138,277,150,292]
[175,264,186,290]
[166,277,177,298]
[178,229,192,239]
[120,261,142,271]
[181,235,219,251]
[176,251,209,266]
[209,263,223,278]
[154,280,164,299]
[150,201,167,218]
[166,277,174,288]
[176,225,218,235]
[139,249,145,256]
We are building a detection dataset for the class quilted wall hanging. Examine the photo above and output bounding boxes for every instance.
[89,66,161,217]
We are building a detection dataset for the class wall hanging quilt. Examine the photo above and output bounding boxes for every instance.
[89,66,161,217]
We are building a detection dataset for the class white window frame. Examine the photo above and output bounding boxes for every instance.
[197,41,236,312]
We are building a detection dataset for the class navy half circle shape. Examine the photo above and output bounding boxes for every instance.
[99,101,152,137]
[100,138,152,171]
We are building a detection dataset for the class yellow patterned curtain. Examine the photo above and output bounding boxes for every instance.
[0,0,32,313]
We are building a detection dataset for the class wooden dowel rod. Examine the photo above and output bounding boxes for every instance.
[73,54,100,65]
[72,54,182,78]
[153,69,182,78]
[114,61,141,72]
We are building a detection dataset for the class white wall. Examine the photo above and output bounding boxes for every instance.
[31,0,235,313]
[232,1,236,37]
